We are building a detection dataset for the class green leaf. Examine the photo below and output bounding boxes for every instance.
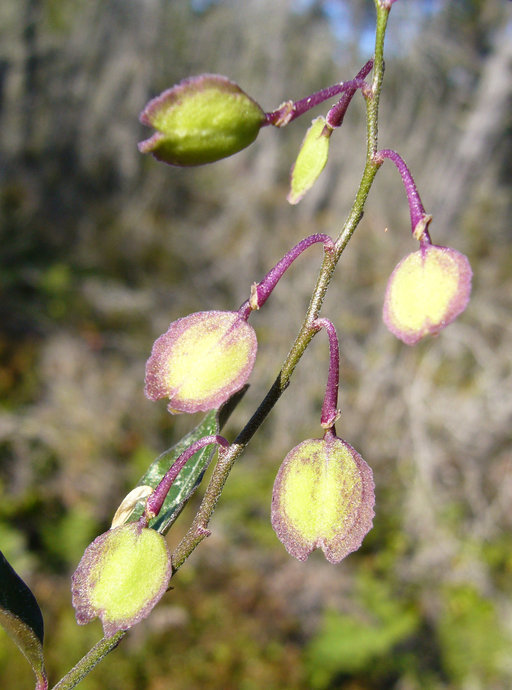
[0,550,47,689]
[122,386,247,534]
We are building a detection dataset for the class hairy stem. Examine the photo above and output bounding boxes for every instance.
[50,633,126,690]
[312,318,341,430]
[238,233,334,320]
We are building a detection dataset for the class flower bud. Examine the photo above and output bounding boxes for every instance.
[145,311,257,414]
[72,522,172,638]
[138,74,266,166]
[383,244,472,345]
[287,116,332,205]
[271,435,375,564]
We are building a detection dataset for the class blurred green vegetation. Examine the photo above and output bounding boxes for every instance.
[1,0,512,688]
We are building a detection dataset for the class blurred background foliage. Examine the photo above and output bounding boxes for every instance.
[1,0,511,688]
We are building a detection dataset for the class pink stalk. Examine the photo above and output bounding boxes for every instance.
[312,318,340,431]
[144,435,230,520]
[376,149,432,243]
[238,234,334,320]
[265,60,374,128]
[326,60,375,129]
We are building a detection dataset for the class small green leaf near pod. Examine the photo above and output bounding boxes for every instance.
[287,116,332,205]
[138,74,266,166]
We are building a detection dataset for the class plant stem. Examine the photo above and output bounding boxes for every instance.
[50,632,126,690]
[52,3,392,687]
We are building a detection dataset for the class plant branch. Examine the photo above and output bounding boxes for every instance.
[50,632,126,690]
[52,3,393,687]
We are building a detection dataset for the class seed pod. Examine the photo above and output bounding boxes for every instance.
[139,74,266,166]
[383,244,472,345]
[72,522,172,637]
[145,311,257,414]
[271,435,375,564]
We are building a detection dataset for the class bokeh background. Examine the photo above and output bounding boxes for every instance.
[1,1,511,688]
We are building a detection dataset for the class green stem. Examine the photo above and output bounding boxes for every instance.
[52,2,391,687]
[50,632,126,690]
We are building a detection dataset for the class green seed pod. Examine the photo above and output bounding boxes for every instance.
[145,311,257,414]
[271,435,375,564]
[72,522,172,638]
[138,74,266,166]
[383,244,472,345]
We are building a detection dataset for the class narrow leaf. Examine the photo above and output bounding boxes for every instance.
[0,550,47,689]
[123,387,247,533]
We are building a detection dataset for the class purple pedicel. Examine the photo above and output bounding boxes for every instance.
[312,318,341,430]
[144,435,230,521]
[326,60,374,129]
[238,234,334,320]
[376,149,432,242]
[265,60,374,128]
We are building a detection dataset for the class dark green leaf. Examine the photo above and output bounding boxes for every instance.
[0,550,47,689]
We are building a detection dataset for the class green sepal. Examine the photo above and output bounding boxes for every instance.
[0,550,47,689]
[287,116,332,205]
